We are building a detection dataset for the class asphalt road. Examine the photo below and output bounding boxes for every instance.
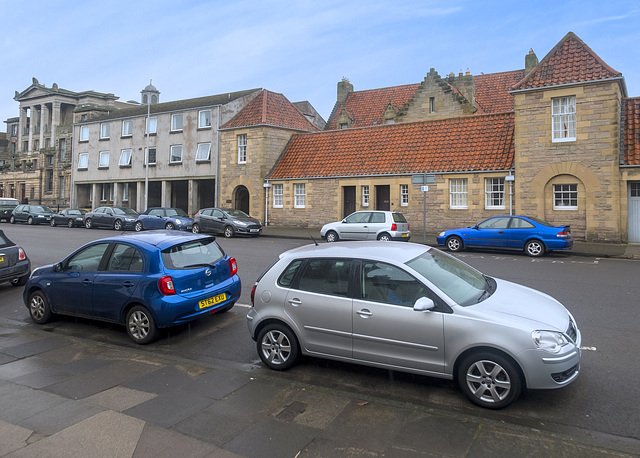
[1,222,639,446]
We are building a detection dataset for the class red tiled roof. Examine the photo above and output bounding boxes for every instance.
[512,32,622,91]
[474,70,524,114]
[624,97,640,166]
[268,113,514,179]
[326,84,420,130]
[222,90,319,131]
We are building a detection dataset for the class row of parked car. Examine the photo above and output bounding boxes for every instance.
[0,199,263,238]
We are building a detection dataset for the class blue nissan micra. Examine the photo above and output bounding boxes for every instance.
[23,230,241,343]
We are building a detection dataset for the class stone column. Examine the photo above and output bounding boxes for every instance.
[39,105,45,149]
[51,101,60,140]
[161,180,169,207]
[136,181,144,211]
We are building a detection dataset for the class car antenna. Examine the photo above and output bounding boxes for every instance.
[307,230,319,246]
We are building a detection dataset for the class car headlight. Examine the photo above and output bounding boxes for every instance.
[438,231,445,237]
[125,217,136,222]
[236,220,247,226]
[37,215,46,218]
[532,330,570,353]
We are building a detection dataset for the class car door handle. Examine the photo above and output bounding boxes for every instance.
[356,308,373,317]
[498,231,504,234]
[122,281,135,287]
[82,279,93,286]
[288,298,302,306]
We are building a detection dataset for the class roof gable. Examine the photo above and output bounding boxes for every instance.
[268,113,514,179]
[512,32,621,91]
[221,89,319,131]
[623,97,640,166]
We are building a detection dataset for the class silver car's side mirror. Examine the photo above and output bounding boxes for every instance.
[414,297,435,312]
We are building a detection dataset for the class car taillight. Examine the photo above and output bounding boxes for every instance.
[18,248,26,261]
[557,231,569,238]
[391,223,397,231]
[229,258,238,276]
[194,211,199,216]
[158,276,176,295]
[250,283,257,307]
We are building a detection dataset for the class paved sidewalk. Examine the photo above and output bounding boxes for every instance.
[260,226,639,259]
[1,323,639,457]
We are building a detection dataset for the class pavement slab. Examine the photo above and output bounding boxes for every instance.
[83,386,158,412]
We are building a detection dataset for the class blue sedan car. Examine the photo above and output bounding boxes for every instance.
[23,231,241,344]
[437,215,573,257]
[134,207,193,232]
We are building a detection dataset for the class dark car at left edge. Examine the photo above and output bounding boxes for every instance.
[23,230,241,344]
[0,229,31,286]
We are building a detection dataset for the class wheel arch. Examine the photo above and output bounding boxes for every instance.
[452,345,527,390]
[252,317,300,346]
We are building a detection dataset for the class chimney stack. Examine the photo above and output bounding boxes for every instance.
[525,49,538,75]
[337,78,353,104]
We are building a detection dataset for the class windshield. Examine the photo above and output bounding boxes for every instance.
[405,249,491,306]
[166,208,188,217]
[114,208,139,216]
[34,206,53,213]
[224,209,250,218]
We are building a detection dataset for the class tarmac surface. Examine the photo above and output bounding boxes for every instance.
[1,227,639,457]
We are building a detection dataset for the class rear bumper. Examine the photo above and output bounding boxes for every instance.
[0,260,31,283]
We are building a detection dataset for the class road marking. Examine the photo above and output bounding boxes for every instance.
[580,346,597,351]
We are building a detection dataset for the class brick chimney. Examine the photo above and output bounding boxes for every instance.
[525,49,539,75]
[337,78,353,104]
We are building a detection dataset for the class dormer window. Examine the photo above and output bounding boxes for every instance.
[339,123,348,129]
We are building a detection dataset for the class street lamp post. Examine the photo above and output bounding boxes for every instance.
[144,81,151,211]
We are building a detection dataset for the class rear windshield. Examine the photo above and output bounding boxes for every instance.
[527,216,556,227]
[0,232,15,248]
[392,213,407,223]
[161,239,224,270]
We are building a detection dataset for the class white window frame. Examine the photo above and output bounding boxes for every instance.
[146,116,157,134]
[553,184,578,210]
[101,183,112,202]
[400,184,409,206]
[78,152,88,169]
[294,183,305,208]
[237,134,247,164]
[362,185,369,206]
[171,113,183,132]
[145,147,157,165]
[552,96,576,142]
[122,183,129,202]
[79,125,89,141]
[170,145,183,163]
[122,120,132,137]
[98,151,110,168]
[59,175,65,199]
[199,109,212,128]
[196,142,211,161]
[100,123,110,139]
[449,178,468,209]
[485,177,505,209]
[119,149,132,166]
[273,184,283,208]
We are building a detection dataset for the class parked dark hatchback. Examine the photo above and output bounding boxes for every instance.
[0,198,19,223]
[0,229,31,286]
[84,206,139,230]
[23,231,241,344]
[134,207,193,232]
[9,204,55,225]
[50,209,87,228]
[192,208,262,238]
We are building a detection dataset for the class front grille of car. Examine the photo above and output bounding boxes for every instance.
[566,318,577,343]
[551,364,579,383]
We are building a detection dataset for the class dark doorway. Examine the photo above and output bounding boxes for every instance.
[171,181,189,211]
[234,185,250,214]
[376,185,390,210]
[343,186,356,218]
[148,181,162,208]
[196,179,215,210]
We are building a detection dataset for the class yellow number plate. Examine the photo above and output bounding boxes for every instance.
[401,233,409,237]
[0,255,4,262]
[198,293,226,309]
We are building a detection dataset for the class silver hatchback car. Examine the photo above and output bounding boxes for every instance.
[247,242,581,409]
[320,211,410,242]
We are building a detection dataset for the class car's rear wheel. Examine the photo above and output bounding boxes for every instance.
[27,216,34,225]
[9,215,15,224]
[126,305,158,345]
[257,323,299,371]
[224,225,235,238]
[377,232,391,241]
[67,219,74,228]
[192,223,200,233]
[457,351,522,409]
[85,218,93,229]
[325,230,339,242]
[165,222,175,230]
[113,219,123,231]
[28,290,53,324]
[50,218,57,227]
[134,221,143,232]
[525,240,545,257]
[446,236,463,252]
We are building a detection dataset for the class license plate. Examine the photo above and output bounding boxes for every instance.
[198,293,226,309]
[250,229,259,232]
[401,233,408,237]
[0,255,4,263]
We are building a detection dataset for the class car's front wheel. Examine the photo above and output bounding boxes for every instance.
[325,230,339,242]
[85,218,93,229]
[524,240,545,257]
[28,290,54,324]
[446,236,464,252]
[257,323,300,371]
[27,216,34,225]
[67,219,74,228]
[134,221,143,232]
[224,225,235,238]
[113,219,123,231]
[165,222,175,230]
[192,223,200,233]
[50,218,57,227]
[457,351,522,409]
[126,305,158,344]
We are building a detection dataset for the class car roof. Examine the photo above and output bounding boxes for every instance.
[280,241,430,264]
[98,230,215,250]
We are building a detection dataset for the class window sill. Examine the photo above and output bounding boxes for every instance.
[552,137,576,143]
[552,207,578,211]
[119,165,131,168]
[145,163,156,167]
[120,135,132,139]
[197,126,212,131]
[77,167,88,171]
[169,162,182,166]
[170,130,183,134]
[98,166,109,170]
[196,159,211,164]
[99,137,110,141]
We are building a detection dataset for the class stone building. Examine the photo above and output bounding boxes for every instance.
[264,32,640,243]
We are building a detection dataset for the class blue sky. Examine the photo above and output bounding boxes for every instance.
[1,0,638,129]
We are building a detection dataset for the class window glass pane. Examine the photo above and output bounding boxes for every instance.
[80,126,89,141]
[66,243,110,272]
[122,120,132,136]
[146,147,156,164]
[298,259,351,297]
[99,151,109,167]
[78,153,88,168]
[100,123,110,138]
[199,110,211,128]
[119,149,132,166]
[552,96,576,141]
[170,145,183,163]
[294,183,305,208]
[146,117,157,134]
[238,134,247,163]
[362,261,428,306]
[449,178,468,208]
[485,178,505,208]
[107,244,144,272]
[273,184,283,207]
[171,114,183,131]
[553,184,578,209]
[196,143,211,161]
